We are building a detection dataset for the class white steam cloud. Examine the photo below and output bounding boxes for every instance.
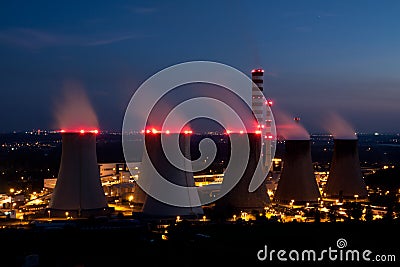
[324,112,357,139]
[54,80,99,130]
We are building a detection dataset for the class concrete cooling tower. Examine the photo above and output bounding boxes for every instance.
[216,133,269,213]
[139,132,203,218]
[49,131,109,217]
[325,139,368,199]
[273,140,321,205]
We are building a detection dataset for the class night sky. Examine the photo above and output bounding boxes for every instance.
[1,0,400,133]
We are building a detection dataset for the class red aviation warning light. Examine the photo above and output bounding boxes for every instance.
[59,129,98,134]
[251,69,264,73]
[266,100,273,106]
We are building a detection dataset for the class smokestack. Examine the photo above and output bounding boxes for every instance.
[139,132,203,218]
[251,68,273,172]
[325,139,368,199]
[216,133,269,213]
[274,140,321,204]
[49,131,108,217]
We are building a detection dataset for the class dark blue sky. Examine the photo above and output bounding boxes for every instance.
[1,0,399,133]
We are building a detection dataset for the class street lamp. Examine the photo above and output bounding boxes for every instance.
[9,188,15,213]
[48,210,51,219]
[65,211,69,219]
[354,194,359,203]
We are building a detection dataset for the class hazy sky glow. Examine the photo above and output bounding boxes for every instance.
[1,0,400,133]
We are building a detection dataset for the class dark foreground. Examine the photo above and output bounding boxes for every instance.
[1,219,399,267]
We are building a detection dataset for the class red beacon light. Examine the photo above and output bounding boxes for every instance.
[251,69,264,73]
[266,100,273,106]
[80,130,85,134]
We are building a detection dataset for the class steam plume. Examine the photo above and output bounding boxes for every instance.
[324,112,357,139]
[54,80,99,130]
[275,109,309,140]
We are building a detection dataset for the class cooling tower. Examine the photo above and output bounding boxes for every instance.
[273,140,321,204]
[216,133,269,213]
[325,139,368,199]
[139,132,203,218]
[49,131,108,217]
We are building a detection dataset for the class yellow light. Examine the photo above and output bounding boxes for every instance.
[9,188,15,194]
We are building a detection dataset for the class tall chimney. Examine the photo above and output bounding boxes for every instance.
[49,131,108,217]
[252,68,273,173]
[325,139,368,199]
[273,140,321,204]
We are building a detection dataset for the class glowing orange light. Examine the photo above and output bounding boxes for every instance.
[255,130,262,134]
[92,130,99,134]
[146,130,151,134]
[80,130,85,134]
[152,128,158,134]
[183,130,193,135]
[239,130,244,134]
